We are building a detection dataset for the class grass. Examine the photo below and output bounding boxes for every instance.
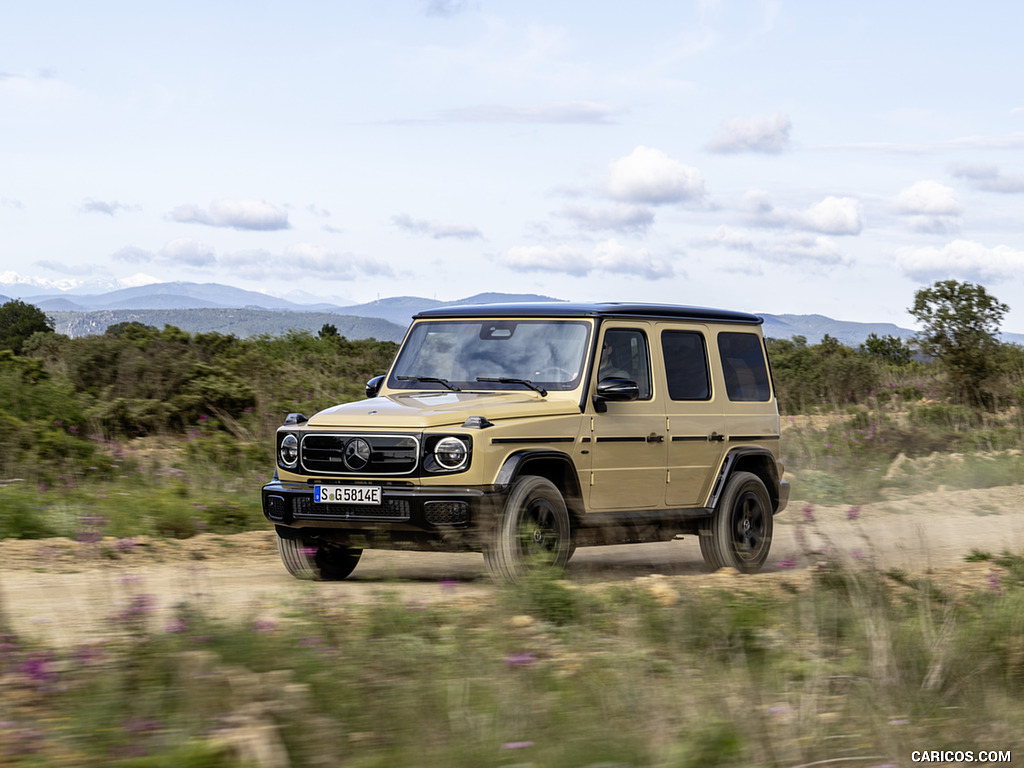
[2,555,1024,767]
[1,389,1022,764]
[781,397,1024,504]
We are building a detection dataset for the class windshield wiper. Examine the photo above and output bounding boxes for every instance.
[396,375,461,392]
[476,377,547,397]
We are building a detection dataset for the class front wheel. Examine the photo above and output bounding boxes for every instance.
[699,471,773,573]
[485,476,572,582]
[277,536,362,581]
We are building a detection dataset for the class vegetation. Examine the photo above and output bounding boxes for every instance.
[2,549,1024,766]
[0,279,1023,766]
[0,299,54,354]
[909,279,1010,407]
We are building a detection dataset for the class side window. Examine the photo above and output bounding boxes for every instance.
[599,328,651,400]
[717,332,771,402]
[661,330,710,400]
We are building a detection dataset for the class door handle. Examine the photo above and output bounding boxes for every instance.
[709,432,725,442]
[646,433,664,443]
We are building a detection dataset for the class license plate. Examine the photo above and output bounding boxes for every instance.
[314,485,381,505]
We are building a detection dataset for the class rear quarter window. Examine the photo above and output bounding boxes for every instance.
[717,332,771,402]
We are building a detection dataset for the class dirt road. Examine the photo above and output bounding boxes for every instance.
[2,485,1022,646]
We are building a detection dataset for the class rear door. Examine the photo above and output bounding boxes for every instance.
[659,324,727,507]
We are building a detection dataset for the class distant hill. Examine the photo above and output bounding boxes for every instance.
[10,281,1024,346]
[346,292,563,326]
[21,281,350,313]
[50,309,407,342]
[759,314,916,346]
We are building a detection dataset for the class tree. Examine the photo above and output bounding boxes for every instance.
[860,333,914,366]
[0,300,54,355]
[909,280,1009,406]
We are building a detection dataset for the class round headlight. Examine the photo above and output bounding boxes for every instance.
[279,434,299,468]
[433,436,468,470]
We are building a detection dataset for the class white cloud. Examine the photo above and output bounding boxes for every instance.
[558,203,655,233]
[391,214,483,240]
[111,246,153,264]
[169,199,291,231]
[80,199,133,216]
[424,0,469,17]
[799,197,863,235]
[219,246,394,281]
[896,239,1024,283]
[895,181,961,214]
[605,146,705,205]
[744,192,863,235]
[765,235,846,267]
[698,226,755,250]
[502,239,673,279]
[950,164,1024,193]
[159,238,216,267]
[894,181,961,234]
[441,101,621,125]
[34,259,106,277]
[707,112,792,154]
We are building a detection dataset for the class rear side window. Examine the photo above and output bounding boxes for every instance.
[717,332,771,402]
[661,330,710,400]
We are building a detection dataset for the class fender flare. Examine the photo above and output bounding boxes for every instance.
[706,447,783,512]
[495,449,579,488]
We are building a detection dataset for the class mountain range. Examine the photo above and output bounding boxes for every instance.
[3,280,1023,346]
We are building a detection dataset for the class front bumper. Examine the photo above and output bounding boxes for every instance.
[261,479,509,552]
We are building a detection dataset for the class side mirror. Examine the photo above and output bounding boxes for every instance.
[592,378,639,412]
[365,375,385,399]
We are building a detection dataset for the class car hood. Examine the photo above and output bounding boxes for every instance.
[307,391,580,429]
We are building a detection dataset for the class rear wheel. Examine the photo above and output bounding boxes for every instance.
[277,536,362,581]
[699,471,773,573]
[485,476,572,582]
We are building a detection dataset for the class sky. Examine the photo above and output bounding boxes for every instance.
[2,0,1023,333]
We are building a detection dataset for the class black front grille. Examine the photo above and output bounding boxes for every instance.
[265,495,287,520]
[301,434,419,475]
[292,497,411,520]
[424,501,470,525]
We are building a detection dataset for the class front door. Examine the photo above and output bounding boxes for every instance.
[587,324,666,511]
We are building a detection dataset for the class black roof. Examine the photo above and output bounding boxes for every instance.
[414,302,763,325]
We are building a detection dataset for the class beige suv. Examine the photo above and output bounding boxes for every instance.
[262,303,789,580]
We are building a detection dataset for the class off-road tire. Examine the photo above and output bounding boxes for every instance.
[485,475,572,582]
[699,471,773,573]
[277,536,362,581]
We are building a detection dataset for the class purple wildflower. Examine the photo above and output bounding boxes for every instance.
[20,652,56,684]
[846,506,860,520]
[165,618,189,634]
[802,504,815,522]
[775,556,797,569]
[252,619,277,633]
[501,742,535,750]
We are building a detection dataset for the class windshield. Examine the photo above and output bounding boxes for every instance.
[389,319,592,392]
